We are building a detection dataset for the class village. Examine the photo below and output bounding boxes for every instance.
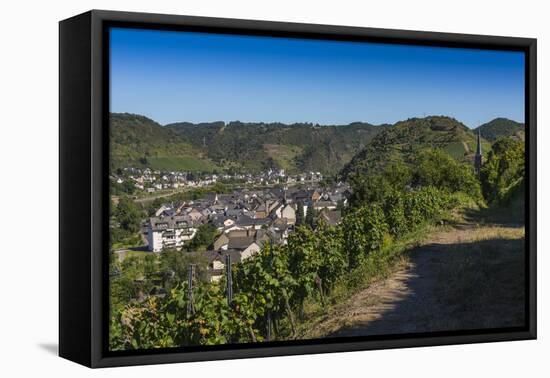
[139,178,351,283]
[111,167,324,194]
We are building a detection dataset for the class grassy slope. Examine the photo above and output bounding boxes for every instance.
[110,113,221,172]
[263,144,304,174]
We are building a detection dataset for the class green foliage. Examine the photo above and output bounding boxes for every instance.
[110,282,260,350]
[234,242,298,333]
[111,112,386,175]
[147,156,218,172]
[349,161,411,205]
[110,113,220,172]
[480,138,525,205]
[111,180,136,196]
[342,204,389,269]
[350,149,482,207]
[159,251,208,288]
[287,226,323,313]
[383,191,407,237]
[295,201,305,226]
[110,254,158,315]
[475,118,524,142]
[209,182,228,194]
[114,197,143,234]
[412,149,482,201]
[314,222,347,292]
[184,223,219,252]
[342,116,490,180]
[305,204,316,228]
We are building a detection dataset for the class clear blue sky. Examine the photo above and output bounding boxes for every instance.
[110,27,525,128]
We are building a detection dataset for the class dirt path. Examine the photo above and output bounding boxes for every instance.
[303,220,526,339]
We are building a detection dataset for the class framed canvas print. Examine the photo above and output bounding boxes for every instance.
[59,10,536,368]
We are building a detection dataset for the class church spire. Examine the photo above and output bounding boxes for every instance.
[474,129,483,174]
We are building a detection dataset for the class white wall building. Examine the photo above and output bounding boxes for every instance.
[147,215,198,252]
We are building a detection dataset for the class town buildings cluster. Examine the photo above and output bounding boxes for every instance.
[145,183,351,282]
[112,167,324,193]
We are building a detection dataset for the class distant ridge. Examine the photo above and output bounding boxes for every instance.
[165,119,386,174]
[110,113,220,172]
[474,118,524,142]
[110,113,519,176]
[341,116,492,179]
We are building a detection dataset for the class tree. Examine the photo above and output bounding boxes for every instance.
[349,150,483,209]
[208,182,228,194]
[159,250,208,287]
[261,157,278,171]
[120,180,136,194]
[114,197,142,233]
[111,179,136,196]
[480,138,525,205]
[305,204,316,228]
[295,201,305,226]
[412,149,482,200]
[185,223,218,252]
[349,161,411,206]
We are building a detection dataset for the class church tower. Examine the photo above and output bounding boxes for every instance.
[474,129,483,175]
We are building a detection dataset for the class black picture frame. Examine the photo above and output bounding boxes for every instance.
[59,9,537,368]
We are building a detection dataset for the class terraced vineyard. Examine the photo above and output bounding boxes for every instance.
[341,116,492,179]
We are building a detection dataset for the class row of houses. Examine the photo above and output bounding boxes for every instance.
[112,167,324,193]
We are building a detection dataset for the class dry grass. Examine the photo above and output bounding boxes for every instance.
[431,227,525,330]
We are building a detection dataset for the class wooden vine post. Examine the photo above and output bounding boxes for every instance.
[225,254,233,305]
[315,276,325,306]
[187,264,195,317]
[282,289,297,337]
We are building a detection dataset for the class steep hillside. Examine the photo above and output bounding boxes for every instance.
[341,116,491,179]
[166,121,386,174]
[475,118,524,142]
[110,113,219,172]
[110,113,385,174]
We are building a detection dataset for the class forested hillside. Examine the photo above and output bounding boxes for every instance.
[341,116,492,180]
[475,118,524,142]
[110,113,220,172]
[110,113,522,179]
[111,113,385,174]
[166,120,386,174]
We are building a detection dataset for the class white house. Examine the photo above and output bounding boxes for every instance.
[147,215,198,252]
[275,204,296,225]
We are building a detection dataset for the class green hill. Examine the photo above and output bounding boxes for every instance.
[111,114,512,177]
[110,113,385,174]
[341,116,491,179]
[165,120,386,174]
[110,113,220,172]
[475,118,524,142]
